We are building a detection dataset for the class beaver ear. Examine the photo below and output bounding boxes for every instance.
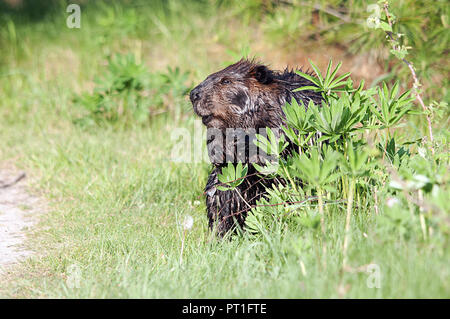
[251,65,273,84]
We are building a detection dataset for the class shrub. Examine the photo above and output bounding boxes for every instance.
[218,58,448,268]
[216,2,448,270]
[73,53,192,127]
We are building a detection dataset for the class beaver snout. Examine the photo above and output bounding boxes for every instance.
[190,86,202,104]
[190,85,213,124]
[190,85,206,117]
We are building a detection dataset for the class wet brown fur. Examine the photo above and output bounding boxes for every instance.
[190,59,322,236]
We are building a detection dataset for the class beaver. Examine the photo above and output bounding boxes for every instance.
[190,59,322,236]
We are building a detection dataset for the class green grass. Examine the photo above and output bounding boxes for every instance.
[0,0,448,298]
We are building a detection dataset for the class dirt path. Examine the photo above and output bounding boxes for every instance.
[0,168,42,274]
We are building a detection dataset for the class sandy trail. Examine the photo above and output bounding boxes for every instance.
[0,169,41,273]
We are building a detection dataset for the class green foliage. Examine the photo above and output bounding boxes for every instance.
[295,60,351,100]
[381,137,410,168]
[341,142,372,178]
[247,0,449,101]
[254,127,289,159]
[282,99,313,134]
[217,162,248,191]
[309,93,368,143]
[244,58,448,252]
[369,82,415,129]
[73,53,150,126]
[73,53,192,127]
[281,99,316,148]
[292,146,340,191]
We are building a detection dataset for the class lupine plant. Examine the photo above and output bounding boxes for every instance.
[73,53,192,127]
[218,54,448,271]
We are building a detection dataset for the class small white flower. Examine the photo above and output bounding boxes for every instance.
[182,215,194,230]
[418,147,426,158]
[193,200,201,206]
[386,197,400,208]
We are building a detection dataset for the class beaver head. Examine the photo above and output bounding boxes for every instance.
[190,59,321,131]
[190,59,322,165]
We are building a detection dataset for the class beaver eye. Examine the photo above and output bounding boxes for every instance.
[221,78,231,84]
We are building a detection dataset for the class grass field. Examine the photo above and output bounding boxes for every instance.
[0,0,448,298]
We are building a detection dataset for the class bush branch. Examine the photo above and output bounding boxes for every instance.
[383,2,434,154]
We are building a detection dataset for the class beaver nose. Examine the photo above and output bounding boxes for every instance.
[190,87,201,103]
